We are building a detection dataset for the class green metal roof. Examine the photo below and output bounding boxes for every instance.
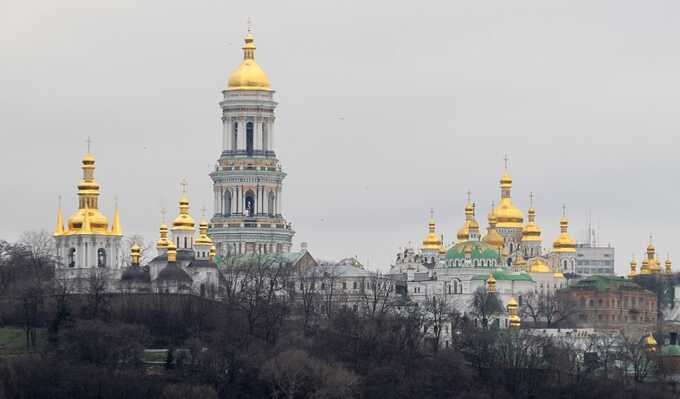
[471,270,534,282]
[446,240,501,261]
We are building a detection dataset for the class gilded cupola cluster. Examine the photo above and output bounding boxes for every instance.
[637,237,672,275]
[54,152,122,237]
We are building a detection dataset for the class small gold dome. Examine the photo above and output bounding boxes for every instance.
[156,223,171,250]
[522,203,541,242]
[196,220,214,246]
[528,258,551,273]
[644,334,657,352]
[553,215,576,253]
[227,33,271,91]
[483,209,505,251]
[486,273,497,293]
[495,170,524,229]
[506,297,519,309]
[422,217,443,250]
[172,194,196,232]
[553,271,565,278]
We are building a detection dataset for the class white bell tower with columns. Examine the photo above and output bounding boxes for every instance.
[208,30,294,256]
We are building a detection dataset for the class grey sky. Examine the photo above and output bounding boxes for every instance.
[2,0,679,274]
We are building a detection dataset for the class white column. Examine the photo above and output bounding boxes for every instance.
[269,122,275,151]
[222,118,229,151]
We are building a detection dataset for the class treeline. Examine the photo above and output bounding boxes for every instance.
[0,236,677,399]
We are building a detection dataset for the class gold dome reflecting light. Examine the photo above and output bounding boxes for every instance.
[421,212,443,251]
[226,32,271,91]
[666,255,673,274]
[643,237,661,274]
[644,334,657,352]
[483,203,505,251]
[486,273,497,293]
[521,193,541,243]
[494,159,524,229]
[196,219,214,246]
[457,192,480,241]
[528,258,551,273]
[552,206,576,253]
[64,153,120,236]
[172,181,196,232]
[628,255,638,279]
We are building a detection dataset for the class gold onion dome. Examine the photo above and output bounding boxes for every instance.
[62,153,121,236]
[666,256,673,274]
[522,195,541,242]
[227,32,271,91]
[628,255,638,278]
[512,255,527,270]
[528,258,551,273]
[642,238,661,274]
[494,168,524,229]
[196,220,214,246]
[156,223,171,250]
[172,192,196,232]
[552,208,576,253]
[486,273,497,293]
[644,334,658,352]
[483,205,505,251]
[422,211,443,250]
[457,194,479,241]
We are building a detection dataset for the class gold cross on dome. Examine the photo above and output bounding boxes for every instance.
[180,178,188,194]
[466,189,472,203]
[503,153,509,170]
[562,204,567,217]
[429,208,434,219]
[529,192,534,208]
[201,205,207,219]
[85,136,93,153]
[247,17,252,33]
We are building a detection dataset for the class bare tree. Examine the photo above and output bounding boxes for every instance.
[620,337,654,383]
[423,294,460,352]
[19,230,56,261]
[360,272,395,321]
[470,286,503,329]
[520,291,580,328]
[119,234,153,266]
[294,263,321,335]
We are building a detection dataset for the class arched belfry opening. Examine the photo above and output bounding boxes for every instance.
[232,122,238,152]
[268,192,276,216]
[245,190,255,217]
[223,191,232,216]
[246,122,254,156]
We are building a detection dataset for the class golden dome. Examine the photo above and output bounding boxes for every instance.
[422,216,443,251]
[522,196,541,242]
[644,334,657,352]
[226,32,271,91]
[552,212,576,253]
[457,195,480,241]
[209,245,217,261]
[643,238,661,274]
[195,220,214,246]
[553,271,565,278]
[486,273,497,293]
[54,205,65,236]
[130,242,141,266]
[483,207,505,250]
[156,223,171,250]
[172,193,196,232]
[167,241,177,263]
[494,169,524,229]
[528,258,551,273]
[506,297,518,309]
[628,255,638,279]
[666,256,672,274]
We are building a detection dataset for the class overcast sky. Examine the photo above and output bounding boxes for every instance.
[2,0,679,274]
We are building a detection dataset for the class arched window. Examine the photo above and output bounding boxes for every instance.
[68,248,76,268]
[262,122,268,150]
[223,190,232,216]
[563,259,568,270]
[245,190,255,217]
[509,243,513,253]
[184,237,188,249]
[246,121,254,156]
[268,192,276,216]
[97,248,106,268]
[232,122,238,151]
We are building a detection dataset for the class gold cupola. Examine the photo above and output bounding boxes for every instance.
[521,194,541,243]
[172,182,196,233]
[507,297,521,329]
[486,273,497,293]
[483,203,505,252]
[528,258,551,273]
[64,152,119,236]
[644,334,657,352]
[226,31,271,91]
[130,242,141,266]
[552,206,576,253]
[628,255,638,279]
[196,220,214,247]
[422,211,443,251]
[457,192,480,241]
[666,255,673,274]
[641,237,661,274]
[494,159,524,229]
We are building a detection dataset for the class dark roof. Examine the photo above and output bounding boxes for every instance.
[149,250,195,264]
[156,263,193,283]
[571,275,644,292]
[187,259,218,269]
[121,266,151,283]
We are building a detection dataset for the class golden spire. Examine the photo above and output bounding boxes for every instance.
[457,191,479,241]
[507,297,521,329]
[628,254,638,279]
[156,208,171,250]
[167,241,177,263]
[110,198,122,236]
[226,27,271,91]
[487,273,497,293]
[438,234,447,255]
[494,155,524,229]
[483,202,505,252]
[422,209,443,250]
[130,242,141,266]
[522,192,542,243]
[65,149,114,235]
[196,206,214,246]
[172,179,196,232]
[553,205,576,253]
[54,196,65,236]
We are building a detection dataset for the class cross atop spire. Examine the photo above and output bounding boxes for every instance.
[429,208,434,219]
[529,192,534,208]
[649,234,653,245]
[466,189,472,203]
[247,17,252,33]
[503,153,509,170]
[201,205,207,219]
[180,178,188,194]
[85,136,93,153]
[58,195,62,209]
[562,204,567,217]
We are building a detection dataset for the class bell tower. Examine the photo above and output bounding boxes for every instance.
[209,30,295,256]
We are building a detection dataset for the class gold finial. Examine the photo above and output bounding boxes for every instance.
[85,136,93,153]
[247,16,252,33]
[466,189,472,203]
[504,153,509,170]
[54,195,65,236]
[562,204,567,218]
[649,234,653,245]
[429,208,434,220]
[111,199,122,236]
